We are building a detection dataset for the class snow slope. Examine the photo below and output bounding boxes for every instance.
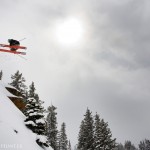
[0,81,53,150]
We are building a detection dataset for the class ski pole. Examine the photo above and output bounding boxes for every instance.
[19,38,26,42]
[17,53,27,60]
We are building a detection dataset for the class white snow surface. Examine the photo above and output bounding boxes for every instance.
[29,112,38,116]
[0,81,17,98]
[36,119,45,124]
[0,81,53,150]
[25,120,36,126]
[36,135,48,143]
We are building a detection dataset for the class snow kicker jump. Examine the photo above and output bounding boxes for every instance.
[0,39,27,55]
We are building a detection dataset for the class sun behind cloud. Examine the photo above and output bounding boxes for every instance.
[54,18,84,47]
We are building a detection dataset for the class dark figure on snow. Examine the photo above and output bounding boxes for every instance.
[8,39,20,51]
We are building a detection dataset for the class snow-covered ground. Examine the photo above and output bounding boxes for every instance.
[0,81,53,150]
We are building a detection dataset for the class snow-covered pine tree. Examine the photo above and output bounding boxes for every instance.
[24,82,39,115]
[116,143,125,150]
[46,105,58,150]
[94,113,101,149]
[10,70,27,97]
[124,141,137,150]
[59,122,68,150]
[139,139,150,150]
[0,70,3,80]
[96,117,116,150]
[57,130,61,150]
[77,120,85,149]
[77,108,94,150]
[28,82,39,102]
[139,141,146,150]
[94,113,116,149]
[24,82,48,147]
[24,97,38,131]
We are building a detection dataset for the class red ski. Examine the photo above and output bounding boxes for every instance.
[0,49,26,55]
[0,44,27,50]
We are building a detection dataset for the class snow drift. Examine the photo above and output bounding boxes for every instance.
[0,81,52,150]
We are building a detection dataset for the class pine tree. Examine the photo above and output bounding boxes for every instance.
[59,122,68,150]
[24,82,40,115]
[94,113,116,150]
[24,82,48,147]
[28,82,39,102]
[94,113,101,149]
[124,141,136,150]
[77,120,85,149]
[46,105,58,150]
[99,118,116,149]
[0,70,3,80]
[57,130,61,150]
[139,139,150,150]
[116,143,125,150]
[10,70,27,97]
[77,108,94,150]
[24,98,38,131]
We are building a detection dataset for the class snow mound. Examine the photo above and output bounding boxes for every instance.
[0,81,53,150]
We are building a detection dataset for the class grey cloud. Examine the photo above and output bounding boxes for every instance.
[1,0,150,147]
[81,0,150,69]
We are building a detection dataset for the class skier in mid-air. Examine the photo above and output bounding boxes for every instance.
[0,39,26,55]
[8,39,20,51]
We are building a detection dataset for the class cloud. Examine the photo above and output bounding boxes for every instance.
[84,0,150,69]
[0,0,150,146]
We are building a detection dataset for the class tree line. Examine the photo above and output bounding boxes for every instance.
[0,70,150,150]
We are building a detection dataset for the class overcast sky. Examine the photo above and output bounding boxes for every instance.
[0,0,150,147]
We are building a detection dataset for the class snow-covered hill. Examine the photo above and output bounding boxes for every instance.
[0,81,53,150]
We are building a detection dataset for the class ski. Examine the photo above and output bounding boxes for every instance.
[0,49,26,55]
[0,44,27,49]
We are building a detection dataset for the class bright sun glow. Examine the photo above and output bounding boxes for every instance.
[55,18,84,46]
